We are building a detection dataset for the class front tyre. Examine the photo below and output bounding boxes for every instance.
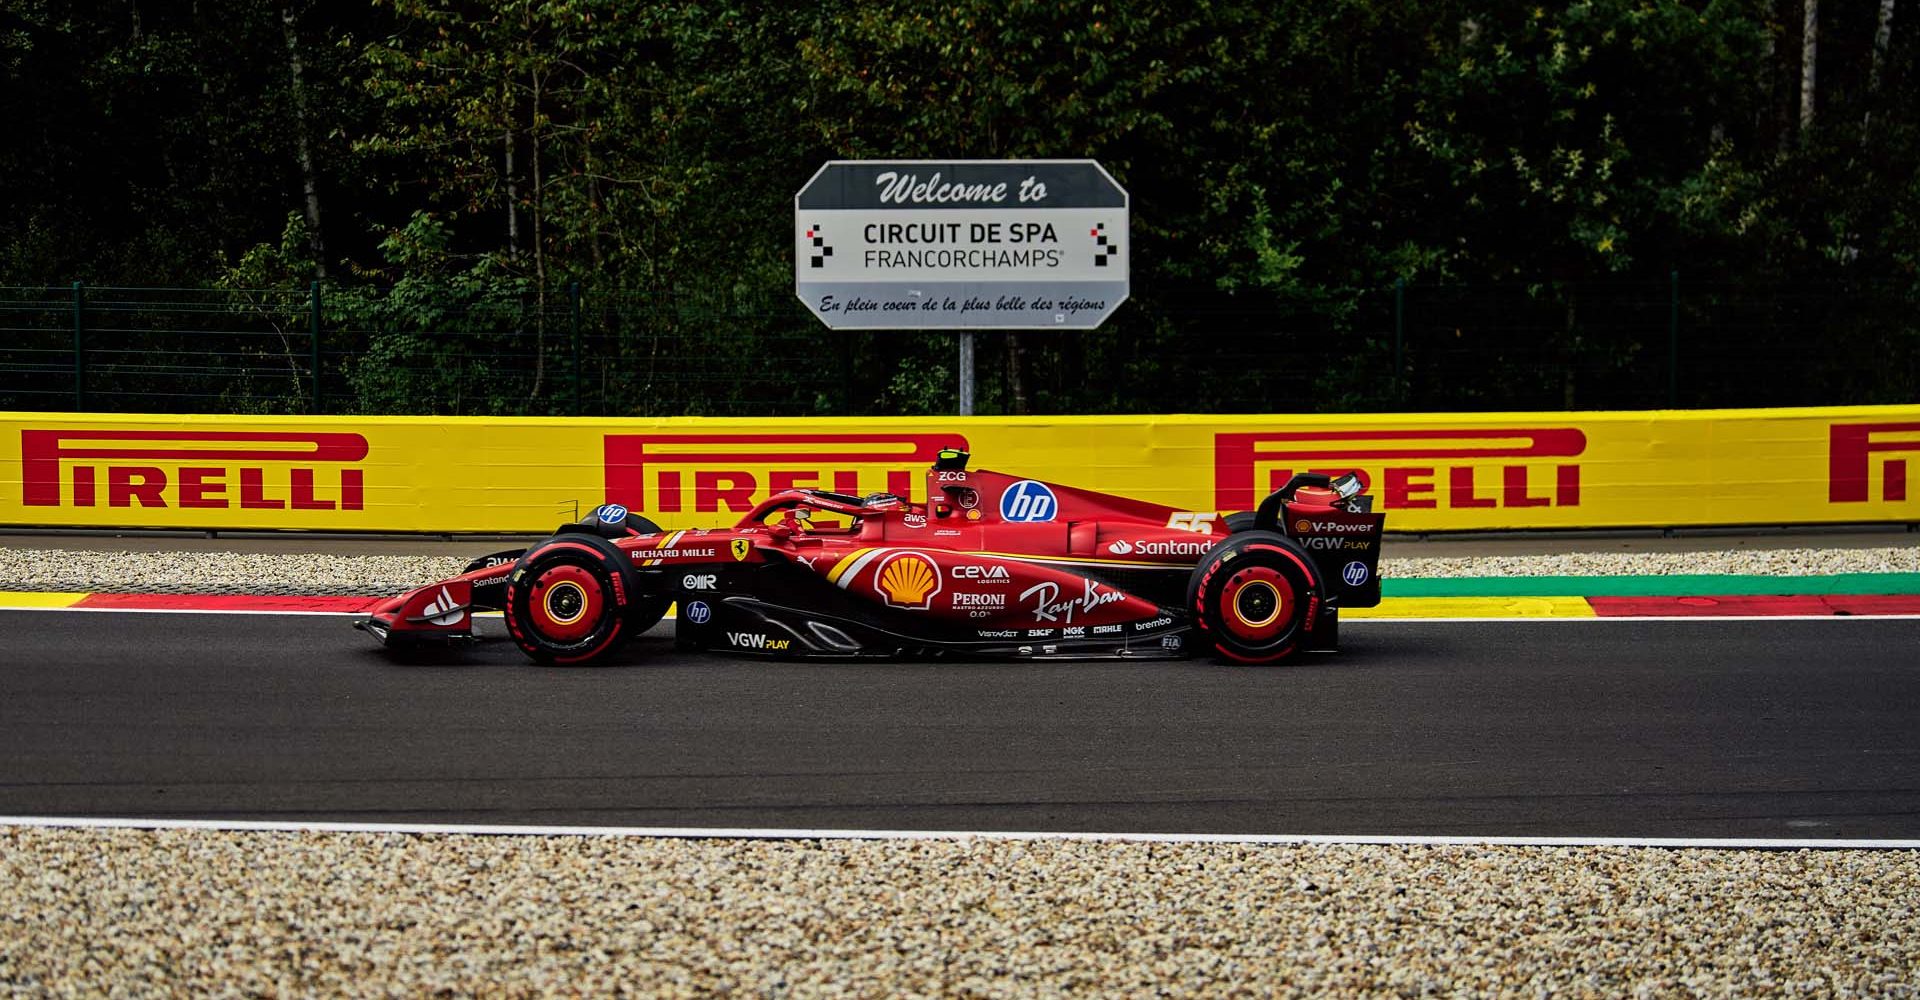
[1185,530,1322,664]
[504,534,642,665]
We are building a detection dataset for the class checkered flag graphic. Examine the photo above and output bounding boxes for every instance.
[806,224,833,268]
[1091,223,1118,267]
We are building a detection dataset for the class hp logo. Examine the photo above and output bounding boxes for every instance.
[999,480,1058,522]
[594,503,629,525]
[1341,561,1370,587]
[685,600,712,624]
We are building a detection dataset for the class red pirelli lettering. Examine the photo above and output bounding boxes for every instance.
[19,429,369,510]
[1215,428,1587,511]
[1830,422,1920,504]
[603,433,968,515]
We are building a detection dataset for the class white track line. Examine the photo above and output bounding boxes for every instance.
[1,815,1914,850]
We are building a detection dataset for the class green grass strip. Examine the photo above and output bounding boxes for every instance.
[1383,573,1920,598]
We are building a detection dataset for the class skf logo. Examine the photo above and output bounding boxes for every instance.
[874,551,941,610]
[1830,422,1920,504]
[20,429,367,510]
[603,433,968,514]
[1214,428,1585,511]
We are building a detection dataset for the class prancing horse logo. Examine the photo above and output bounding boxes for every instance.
[731,538,752,561]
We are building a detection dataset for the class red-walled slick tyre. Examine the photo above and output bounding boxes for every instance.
[504,534,640,666]
[1185,530,1321,664]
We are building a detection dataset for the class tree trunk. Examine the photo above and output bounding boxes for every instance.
[504,124,520,260]
[280,2,325,277]
[1865,0,1897,133]
[1763,14,1791,156]
[1007,333,1028,414]
[586,141,604,273]
[528,65,548,406]
[1800,0,1818,136]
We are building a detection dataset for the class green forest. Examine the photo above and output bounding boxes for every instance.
[1,0,1915,416]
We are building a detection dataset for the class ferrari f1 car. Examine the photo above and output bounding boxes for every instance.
[356,449,1385,665]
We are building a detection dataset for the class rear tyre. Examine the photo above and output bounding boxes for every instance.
[1185,530,1321,664]
[1223,511,1257,533]
[504,534,645,665]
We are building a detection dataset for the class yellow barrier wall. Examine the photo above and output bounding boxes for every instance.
[2,407,1916,532]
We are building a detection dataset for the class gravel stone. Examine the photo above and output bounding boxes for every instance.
[0,549,470,595]
[1,828,1914,997]
[0,543,1914,595]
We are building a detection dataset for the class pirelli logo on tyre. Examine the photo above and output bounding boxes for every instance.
[1213,428,1586,512]
[18,429,368,511]
[602,432,968,515]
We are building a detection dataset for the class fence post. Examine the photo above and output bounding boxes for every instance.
[1393,276,1406,403]
[568,281,582,416]
[71,281,85,411]
[1668,270,1679,408]
[309,280,323,414]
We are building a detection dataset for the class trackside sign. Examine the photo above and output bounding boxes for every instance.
[794,159,1129,330]
[3,407,1917,532]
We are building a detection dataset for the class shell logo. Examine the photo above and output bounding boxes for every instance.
[1293,518,1312,534]
[874,552,942,610]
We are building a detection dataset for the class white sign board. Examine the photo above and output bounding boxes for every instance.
[795,159,1129,330]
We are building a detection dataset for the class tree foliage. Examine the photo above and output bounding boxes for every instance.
[1,0,1915,413]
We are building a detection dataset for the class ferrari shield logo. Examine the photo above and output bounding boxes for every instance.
[731,538,752,561]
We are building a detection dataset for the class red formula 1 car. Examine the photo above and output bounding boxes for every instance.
[357,449,1384,665]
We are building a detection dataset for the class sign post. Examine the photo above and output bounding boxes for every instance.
[794,160,1130,411]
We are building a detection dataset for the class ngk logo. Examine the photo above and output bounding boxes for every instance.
[603,432,969,514]
[1214,428,1586,511]
[1830,421,1920,504]
[20,430,367,510]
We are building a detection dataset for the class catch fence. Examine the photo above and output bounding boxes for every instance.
[0,277,1912,416]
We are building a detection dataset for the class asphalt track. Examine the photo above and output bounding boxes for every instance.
[2,610,1917,839]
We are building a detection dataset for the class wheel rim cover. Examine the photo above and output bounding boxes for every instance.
[530,565,602,641]
[1221,566,1290,642]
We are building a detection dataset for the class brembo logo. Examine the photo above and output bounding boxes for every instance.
[602,433,968,514]
[20,430,367,510]
[1214,428,1586,511]
[1830,422,1920,504]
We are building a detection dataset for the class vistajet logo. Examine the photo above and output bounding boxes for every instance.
[20,429,367,510]
[1214,428,1586,511]
[1830,422,1920,504]
[603,432,967,514]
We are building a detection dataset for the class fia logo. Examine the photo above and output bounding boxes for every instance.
[999,480,1058,522]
